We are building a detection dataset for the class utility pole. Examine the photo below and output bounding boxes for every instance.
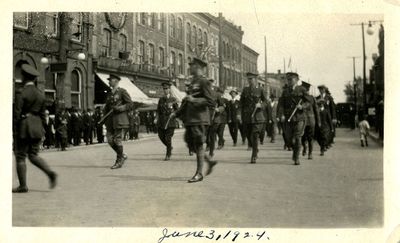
[264,35,269,96]
[348,56,360,114]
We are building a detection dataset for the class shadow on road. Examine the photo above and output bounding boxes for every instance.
[54,165,111,169]
[99,174,188,182]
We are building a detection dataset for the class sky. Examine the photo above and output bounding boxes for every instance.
[221,13,383,103]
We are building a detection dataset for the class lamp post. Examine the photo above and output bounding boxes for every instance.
[351,20,383,114]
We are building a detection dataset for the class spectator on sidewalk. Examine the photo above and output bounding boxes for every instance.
[43,110,55,149]
[359,114,370,147]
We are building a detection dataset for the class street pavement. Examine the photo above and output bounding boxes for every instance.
[12,128,383,228]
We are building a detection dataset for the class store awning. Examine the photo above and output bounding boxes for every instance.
[96,72,155,105]
[170,85,186,103]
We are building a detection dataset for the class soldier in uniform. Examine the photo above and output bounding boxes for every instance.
[227,88,241,146]
[155,81,179,161]
[103,74,135,169]
[240,72,267,163]
[172,57,217,183]
[94,106,104,143]
[13,64,57,193]
[267,94,279,143]
[300,82,320,160]
[215,87,229,150]
[316,85,337,147]
[277,72,309,165]
[208,87,227,158]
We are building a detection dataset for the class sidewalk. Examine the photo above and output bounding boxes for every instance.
[42,128,185,153]
[368,130,383,146]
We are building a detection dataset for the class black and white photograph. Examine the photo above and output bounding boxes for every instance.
[2,0,400,242]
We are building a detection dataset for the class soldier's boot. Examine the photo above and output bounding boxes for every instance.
[320,149,325,156]
[365,138,369,147]
[13,161,28,193]
[302,145,307,156]
[361,140,365,147]
[29,155,57,189]
[165,146,172,161]
[188,146,204,183]
[308,141,313,160]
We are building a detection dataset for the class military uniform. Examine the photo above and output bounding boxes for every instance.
[240,73,267,163]
[301,82,320,159]
[208,88,227,157]
[175,58,217,183]
[227,90,242,146]
[103,74,134,169]
[277,78,309,165]
[13,64,57,193]
[156,82,179,160]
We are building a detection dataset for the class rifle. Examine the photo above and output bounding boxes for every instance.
[98,102,122,125]
[251,99,262,118]
[288,99,302,122]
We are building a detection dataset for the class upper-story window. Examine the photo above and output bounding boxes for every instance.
[186,23,191,45]
[203,32,208,46]
[101,29,111,57]
[192,26,197,47]
[170,51,176,75]
[159,47,165,67]
[177,17,183,41]
[45,12,58,36]
[138,40,145,64]
[148,44,155,65]
[71,69,82,108]
[119,34,127,52]
[149,13,156,28]
[139,13,146,25]
[158,13,166,33]
[169,14,176,38]
[70,12,83,42]
[198,28,202,44]
[178,54,183,74]
[13,12,29,29]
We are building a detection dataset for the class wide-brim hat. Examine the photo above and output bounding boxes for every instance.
[107,73,121,81]
[301,81,311,90]
[21,64,40,77]
[317,85,327,90]
[229,88,239,95]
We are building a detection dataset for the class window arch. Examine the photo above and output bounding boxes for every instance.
[170,51,176,75]
[148,43,155,65]
[178,54,183,74]
[158,13,166,32]
[186,22,191,45]
[169,14,176,38]
[101,28,111,57]
[192,26,197,46]
[138,40,145,64]
[203,31,208,46]
[70,69,82,108]
[198,28,202,44]
[177,17,183,41]
[44,67,57,103]
[119,33,127,52]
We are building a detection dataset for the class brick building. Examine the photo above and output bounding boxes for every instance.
[242,44,259,88]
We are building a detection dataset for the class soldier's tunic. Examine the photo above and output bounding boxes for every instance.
[240,85,267,160]
[277,85,309,163]
[316,93,336,145]
[157,95,179,156]
[13,82,56,191]
[301,94,320,156]
[208,94,227,156]
[176,76,215,150]
[103,86,134,161]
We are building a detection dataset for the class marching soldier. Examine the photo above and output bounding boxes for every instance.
[172,57,217,183]
[13,64,57,193]
[215,87,229,150]
[103,73,134,169]
[240,72,267,163]
[208,87,227,159]
[277,72,309,165]
[300,82,320,160]
[227,88,242,146]
[268,94,279,143]
[155,81,179,161]
[316,85,337,147]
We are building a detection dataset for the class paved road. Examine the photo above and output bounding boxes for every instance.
[12,128,383,227]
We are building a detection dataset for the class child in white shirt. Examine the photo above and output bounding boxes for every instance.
[358,114,370,147]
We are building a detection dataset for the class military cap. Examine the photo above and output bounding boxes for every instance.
[286,72,299,78]
[229,88,239,95]
[161,81,172,88]
[189,57,207,67]
[107,73,121,81]
[301,81,311,90]
[317,85,327,90]
[21,64,40,77]
[246,72,259,78]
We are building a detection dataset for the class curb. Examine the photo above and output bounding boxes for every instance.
[41,129,185,153]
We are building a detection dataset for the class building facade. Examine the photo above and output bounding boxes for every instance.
[13,12,94,112]
[13,12,259,111]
